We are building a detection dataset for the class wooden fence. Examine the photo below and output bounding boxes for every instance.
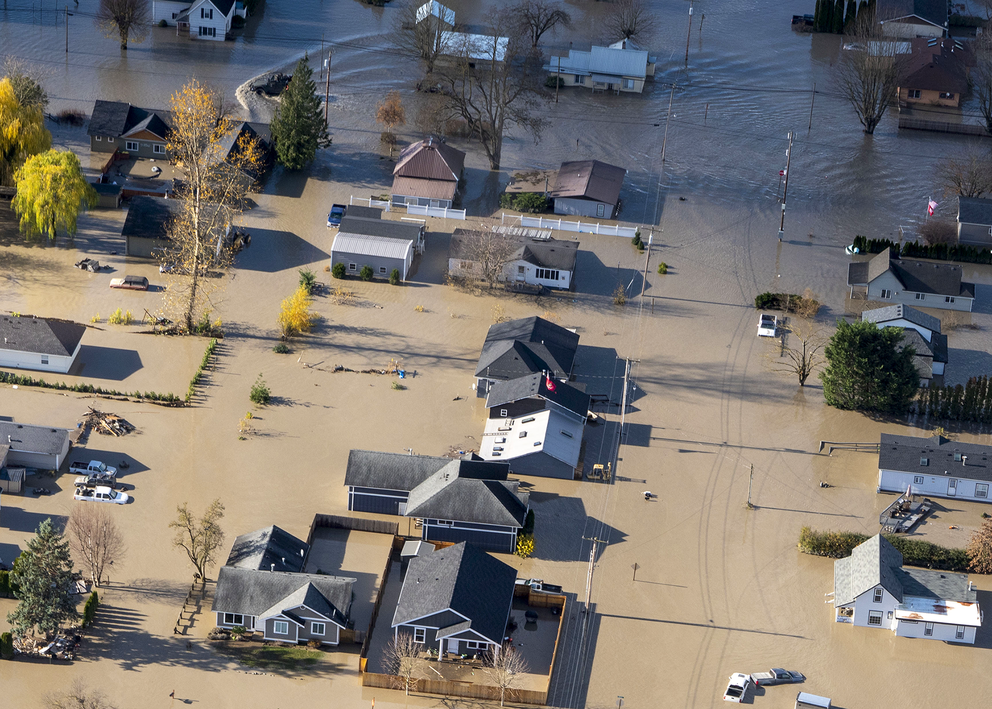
[173,579,208,636]
[307,513,399,541]
[361,671,549,705]
[899,116,990,137]
[358,537,405,664]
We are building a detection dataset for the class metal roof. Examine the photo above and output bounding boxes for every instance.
[546,45,649,80]
[394,137,464,182]
[416,0,454,27]
[440,32,508,62]
[0,316,86,357]
[391,175,458,202]
[332,233,413,261]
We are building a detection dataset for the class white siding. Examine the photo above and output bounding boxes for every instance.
[849,586,899,629]
[895,619,976,643]
[188,0,231,40]
[871,318,934,342]
[879,468,992,503]
[881,20,944,39]
[0,344,79,374]
[867,271,973,312]
[152,0,190,26]
[503,259,571,290]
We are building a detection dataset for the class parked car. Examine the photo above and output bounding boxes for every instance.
[74,258,105,272]
[327,204,346,228]
[723,673,751,703]
[109,275,149,291]
[73,486,129,504]
[69,460,117,477]
[751,668,805,686]
[757,313,777,337]
[515,578,563,594]
[74,473,117,489]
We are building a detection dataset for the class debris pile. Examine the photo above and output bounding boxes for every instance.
[83,408,136,437]
[14,633,79,661]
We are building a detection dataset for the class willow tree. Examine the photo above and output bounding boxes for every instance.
[13,150,97,241]
[0,77,51,186]
[164,79,264,333]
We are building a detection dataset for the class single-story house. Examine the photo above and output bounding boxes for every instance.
[898,38,972,108]
[479,407,584,479]
[91,181,123,209]
[344,451,528,553]
[0,315,86,374]
[876,0,947,38]
[551,160,626,219]
[176,0,241,40]
[121,196,181,259]
[847,247,975,312]
[877,432,992,503]
[832,535,980,643]
[391,541,516,657]
[391,137,465,210]
[545,40,656,94]
[486,372,589,423]
[475,316,579,397]
[861,304,947,386]
[439,31,508,64]
[225,525,309,573]
[330,216,425,282]
[957,196,992,247]
[88,100,172,158]
[0,421,71,471]
[448,229,578,290]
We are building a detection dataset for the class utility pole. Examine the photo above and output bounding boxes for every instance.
[779,131,793,241]
[639,232,652,298]
[807,83,816,131]
[746,463,754,509]
[684,0,693,64]
[582,536,607,612]
[555,57,560,103]
[320,33,324,81]
[660,82,676,163]
[323,51,332,123]
[65,4,72,54]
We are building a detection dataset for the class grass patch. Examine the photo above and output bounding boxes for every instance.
[214,641,325,672]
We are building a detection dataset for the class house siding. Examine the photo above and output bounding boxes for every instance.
[391,194,454,209]
[5,440,70,471]
[899,87,960,108]
[879,468,992,503]
[263,616,300,643]
[554,196,616,220]
[280,605,341,646]
[89,135,118,154]
[348,486,409,515]
[0,344,79,374]
[330,250,411,282]
[215,611,257,630]
[895,619,976,643]
[421,520,518,553]
[554,72,645,94]
[152,0,192,26]
[847,586,900,628]
[188,0,231,40]
[504,259,572,290]
[126,235,170,259]
[867,271,973,312]
[881,19,944,39]
[504,451,576,480]
[958,221,992,247]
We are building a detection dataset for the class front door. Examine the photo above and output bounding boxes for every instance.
[948,478,958,496]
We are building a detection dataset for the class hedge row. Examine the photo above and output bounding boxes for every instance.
[798,526,969,572]
[915,376,992,423]
[0,371,181,405]
[186,338,219,403]
[754,292,820,313]
[0,570,15,599]
[852,234,992,264]
[83,590,99,627]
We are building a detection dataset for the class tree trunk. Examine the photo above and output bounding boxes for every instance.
[121,26,129,50]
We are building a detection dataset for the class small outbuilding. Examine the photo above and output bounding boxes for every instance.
[0,421,71,471]
[957,196,992,247]
[330,216,425,282]
[0,315,86,374]
[551,160,626,219]
[122,196,181,258]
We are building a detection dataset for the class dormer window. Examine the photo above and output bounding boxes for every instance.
[873,588,883,603]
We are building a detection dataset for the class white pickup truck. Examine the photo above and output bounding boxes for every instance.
[73,486,129,505]
[757,313,778,337]
[69,460,117,477]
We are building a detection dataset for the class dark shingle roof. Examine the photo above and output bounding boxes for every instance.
[834,534,905,606]
[485,372,590,418]
[225,525,309,573]
[854,249,975,298]
[879,433,992,482]
[862,304,942,334]
[875,0,947,26]
[475,317,579,380]
[205,0,236,15]
[216,122,272,179]
[391,542,516,645]
[847,261,869,286]
[902,39,971,94]
[344,450,453,490]
[337,216,424,242]
[958,196,992,226]
[404,461,527,527]
[121,196,181,242]
[88,100,172,141]
[0,316,86,357]
[450,230,578,272]
[394,137,465,181]
[211,567,355,627]
[344,205,383,220]
[551,160,626,205]
[0,421,70,456]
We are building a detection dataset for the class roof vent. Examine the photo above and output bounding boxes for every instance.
[270,564,275,572]
[962,455,968,466]
[920,457,929,466]
[282,557,286,565]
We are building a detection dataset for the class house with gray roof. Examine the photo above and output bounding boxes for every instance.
[877,432,992,504]
[876,0,947,39]
[832,534,980,643]
[344,451,528,553]
[847,247,975,312]
[330,216,426,282]
[391,542,516,657]
[551,160,626,219]
[861,304,947,386]
[486,372,589,423]
[448,229,579,290]
[225,525,309,574]
[121,196,181,259]
[0,421,71,470]
[545,39,656,95]
[475,316,579,397]
[88,100,172,159]
[957,196,992,246]
[0,315,86,374]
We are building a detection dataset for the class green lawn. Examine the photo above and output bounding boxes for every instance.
[213,641,326,672]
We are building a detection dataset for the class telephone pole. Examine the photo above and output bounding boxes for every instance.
[779,131,793,241]
[582,536,607,612]
[684,0,694,64]
[746,463,754,509]
[323,51,332,123]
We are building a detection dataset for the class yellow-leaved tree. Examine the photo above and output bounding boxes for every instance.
[0,77,51,186]
[12,150,97,241]
[278,286,319,338]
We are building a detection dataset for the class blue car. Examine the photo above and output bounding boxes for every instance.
[327,204,346,228]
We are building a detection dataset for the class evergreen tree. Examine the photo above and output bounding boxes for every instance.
[270,56,330,170]
[814,0,824,32]
[6,518,78,638]
[820,320,920,414]
[832,0,845,33]
[821,0,833,32]
[845,0,857,30]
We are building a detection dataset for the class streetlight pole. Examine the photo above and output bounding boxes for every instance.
[684,0,693,64]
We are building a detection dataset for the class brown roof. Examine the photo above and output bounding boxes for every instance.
[551,160,626,205]
[393,137,465,182]
[391,175,458,201]
[901,39,973,95]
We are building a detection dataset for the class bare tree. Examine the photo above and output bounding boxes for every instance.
[516,0,571,48]
[434,11,547,169]
[918,220,957,246]
[770,321,826,387]
[974,34,992,134]
[935,149,992,198]
[382,632,426,695]
[96,0,150,51]
[484,646,529,707]
[66,505,126,587]
[838,14,904,134]
[376,91,406,154]
[1,56,49,110]
[46,680,117,709]
[169,499,225,581]
[414,92,449,138]
[603,0,657,43]
[968,517,992,574]
[392,0,456,79]
[457,228,518,287]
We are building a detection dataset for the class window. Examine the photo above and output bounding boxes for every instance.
[622,78,635,89]
[311,622,325,636]
[573,74,582,84]
[273,621,289,635]
[868,611,883,626]
[153,144,165,154]
[956,625,966,639]
[348,263,356,271]
[406,197,418,205]
[954,452,962,462]
[919,457,928,467]
[436,519,453,527]
[413,627,426,643]
[915,293,926,301]
[908,89,921,99]
[880,289,891,299]
[40,356,49,365]
[946,296,955,303]
[596,203,606,218]
[172,11,180,18]
[465,641,486,650]
[924,622,934,636]
[379,266,386,274]
[107,137,114,143]
[500,409,508,417]
[201,7,213,18]
[535,268,560,281]
[873,588,883,603]
[95,136,102,141]
[978,484,989,499]
[914,475,924,484]
[126,141,138,151]
[198,26,216,36]
[939,92,954,100]
[224,613,244,626]
[517,265,525,274]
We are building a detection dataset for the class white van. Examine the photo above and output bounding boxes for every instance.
[795,692,831,709]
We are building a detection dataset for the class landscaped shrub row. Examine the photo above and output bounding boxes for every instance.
[798,526,969,571]
[915,376,992,423]
[499,192,549,213]
[187,338,219,403]
[851,235,992,264]
[754,292,820,313]
[0,632,13,660]
[83,590,99,627]
[0,371,182,405]
[0,570,15,598]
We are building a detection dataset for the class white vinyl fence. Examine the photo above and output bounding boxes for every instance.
[405,204,467,220]
[502,213,638,237]
[349,196,391,211]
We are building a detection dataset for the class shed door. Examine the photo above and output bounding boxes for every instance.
[948,478,957,496]
[597,203,605,218]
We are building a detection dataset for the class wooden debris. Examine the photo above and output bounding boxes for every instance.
[83,407,136,437]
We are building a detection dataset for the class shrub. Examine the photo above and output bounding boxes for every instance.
[798,526,969,571]
[754,292,777,309]
[91,313,100,323]
[158,18,167,27]
[250,374,271,405]
[359,265,374,281]
[278,286,319,337]
[306,639,321,650]
[299,268,317,295]
[0,632,12,660]
[613,283,626,306]
[515,534,534,558]
[657,262,668,275]
[0,570,10,598]
[273,342,290,354]
[797,526,868,558]
[83,590,99,627]
[231,625,247,640]
[414,304,425,313]
[391,381,406,390]
[389,268,400,285]
[108,308,125,325]
[522,510,535,536]
[514,192,549,213]
[545,76,564,88]
[331,262,346,279]
[632,234,642,248]
[231,14,245,28]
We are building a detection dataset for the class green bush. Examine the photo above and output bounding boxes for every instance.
[250,374,271,405]
[850,234,992,264]
[299,268,317,295]
[798,526,969,571]
[158,18,168,27]
[545,76,564,88]
[83,590,99,627]
[0,632,12,660]
[798,526,868,557]
[754,292,777,309]
[389,268,400,286]
[273,342,290,354]
[657,262,668,275]
[231,14,245,28]
[0,570,10,598]
[359,265,374,281]
[331,262,346,279]
[514,192,549,213]
[522,509,535,536]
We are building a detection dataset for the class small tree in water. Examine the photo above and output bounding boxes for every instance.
[96,0,150,50]
[170,499,225,581]
[838,14,906,134]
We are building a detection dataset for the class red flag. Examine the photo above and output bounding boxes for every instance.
[545,375,556,393]
[928,200,938,216]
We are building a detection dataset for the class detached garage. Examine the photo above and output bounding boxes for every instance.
[331,233,414,282]
[122,195,179,259]
[0,421,71,471]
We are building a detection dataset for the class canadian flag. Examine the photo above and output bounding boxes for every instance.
[545,375,557,393]
[928,200,938,216]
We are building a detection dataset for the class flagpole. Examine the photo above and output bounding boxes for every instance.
[926,195,930,223]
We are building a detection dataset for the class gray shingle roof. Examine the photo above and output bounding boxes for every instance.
[391,542,516,645]
[879,432,992,483]
[405,461,527,527]
[0,316,86,357]
[344,450,453,490]
[225,526,309,573]
[851,249,975,298]
[211,567,355,627]
[898,329,934,379]
[121,196,181,242]
[847,261,869,287]
[88,100,172,140]
[485,372,590,418]
[475,317,579,380]
[876,0,947,26]
[0,421,70,457]
[834,535,905,606]
[900,568,976,602]
[449,231,579,273]
[551,160,626,205]
[958,196,992,226]
[337,216,423,242]
[862,304,941,334]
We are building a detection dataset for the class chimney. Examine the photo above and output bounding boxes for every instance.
[969,581,974,591]
[270,563,275,572]
[300,549,305,557]
[963,455,968,466]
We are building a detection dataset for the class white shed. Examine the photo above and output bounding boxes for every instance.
[0,315,86,374]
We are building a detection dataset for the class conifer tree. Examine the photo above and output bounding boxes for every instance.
[833,0,845,33]
[270,57,331,170]
[6,519,78,638]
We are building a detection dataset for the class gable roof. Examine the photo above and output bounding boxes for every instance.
[391,176,458,202]
[337,215,424,242]
[479,407,583,467]
[0,421,70,456]
[331,233,413,261]
[485,372,590,418]
[902,39,971,94]
[861,304,941,334]
[899,329,935,379]
[211,567,355,627]
[449,231,579,272]
[875,0,947,27]
[475,316,579,380]
[345,450,454,490]
[391,542,516,645]
[850,248,975,298]
[191,0,236,16]
[546,45,650,80]
[225,526,308,573]
[404,460,528,527]
[551,160,626,206]
[834,534,905,606]
[88,100,172,141]
[394,137,465,182]
[121,196,181,242]
[957,196,992,226]
[416,0,454,27]
[0,316,85,358]
[879,432,992,483]
[216,122,272,179]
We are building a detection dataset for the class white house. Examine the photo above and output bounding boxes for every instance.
[847,247,975,312]
[832,535,980,643]
[448,228,578,290]
[861,304,947,386]
[545,40,656,94]
[173,0,241,40]
[878,432,992,503]
[0,315,86,374]
[152,0,192,25]
[479,407,583,480]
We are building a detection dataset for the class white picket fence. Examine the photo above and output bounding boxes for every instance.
[349,196,391,211]
[405,204,467,220]
[502,213,638,237]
